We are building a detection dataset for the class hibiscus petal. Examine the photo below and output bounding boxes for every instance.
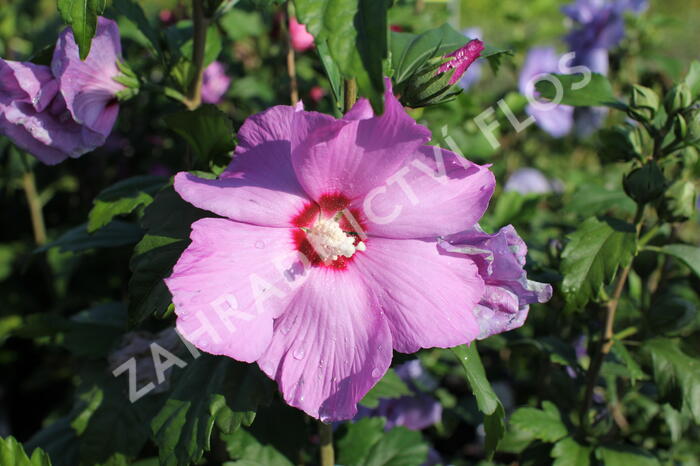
[175,106,316,226]
[52,16,124,135]
[359,146,495,239]
[166,218,310,362]
[353,237,483,353]
[1,95,105,164]
[290,84,431,202]
[257,267,393,421]
[0,60,58,112]
[440,225,552,339]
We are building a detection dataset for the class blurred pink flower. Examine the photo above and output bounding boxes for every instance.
[309,86,326,103]
[289,17,315,52]
[201,61,231,104]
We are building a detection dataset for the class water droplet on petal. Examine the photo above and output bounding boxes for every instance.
[371,368,382,378]
[293,347,306,359]
[255,240,265,249]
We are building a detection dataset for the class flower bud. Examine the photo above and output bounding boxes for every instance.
[628,85,659,121]
[664,83,692,114]
[656,180,697,222]
[399,39,484,108]
[673,113,688,141]
[623,162,666,204]
[687,108,700,139]
[598,124,646,162]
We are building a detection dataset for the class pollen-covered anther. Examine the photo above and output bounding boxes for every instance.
[305,218,364,262]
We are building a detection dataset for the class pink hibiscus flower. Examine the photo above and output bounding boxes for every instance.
[166,82,549,421]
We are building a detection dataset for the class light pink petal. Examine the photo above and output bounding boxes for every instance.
[166,218,310,363]
[257,267,393,421]
[51,16,124,135]
[174,106,314,226]
[291,84,431,202]
[353,237,483,353]
[358,146,495,239]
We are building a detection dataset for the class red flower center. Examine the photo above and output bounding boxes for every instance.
[290,193,368,270]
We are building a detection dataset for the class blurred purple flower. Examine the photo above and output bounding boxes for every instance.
[108,328,183,394]
[0,17,124,164]
[563,0,648,68]
[440,225,553,339]
[519,47,574,138]
[458,28,484,90]
[358,360,442,431]
[563,0,647,136]
[201,61,231,104]
[504,168,557,195]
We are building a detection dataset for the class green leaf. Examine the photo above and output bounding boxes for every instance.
[644,338,700,423]
[75,381,154,465]
[561,217,637,311]
[451,343,500,415]
[164,105,235,166]
[337,418,429,466]
[363,427,429,466]
[611,342,646,385]
[595,445,660,466]
[359,368,412,408]
[337,418,386,466]
[0,436,51,466]
[62,303,127,358]
[510,401,568,443]
[651,244,700,279]
[551,437,592,466]
[222,429,293,466]
[128,187,207,325]
[57,0,105,59]
[451,343,505,457]
[567,185,636,217]
[684,60,700,99]
[25,418,79,466]
[295,0,390,112]
[316,39,343,111]
[219,8,265,41]
[483,403,506,460]
[151,355,272,466]
[39,220,143,253]
[112,0,162,56]
[88,176,168,233]
[535,73,620,107]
